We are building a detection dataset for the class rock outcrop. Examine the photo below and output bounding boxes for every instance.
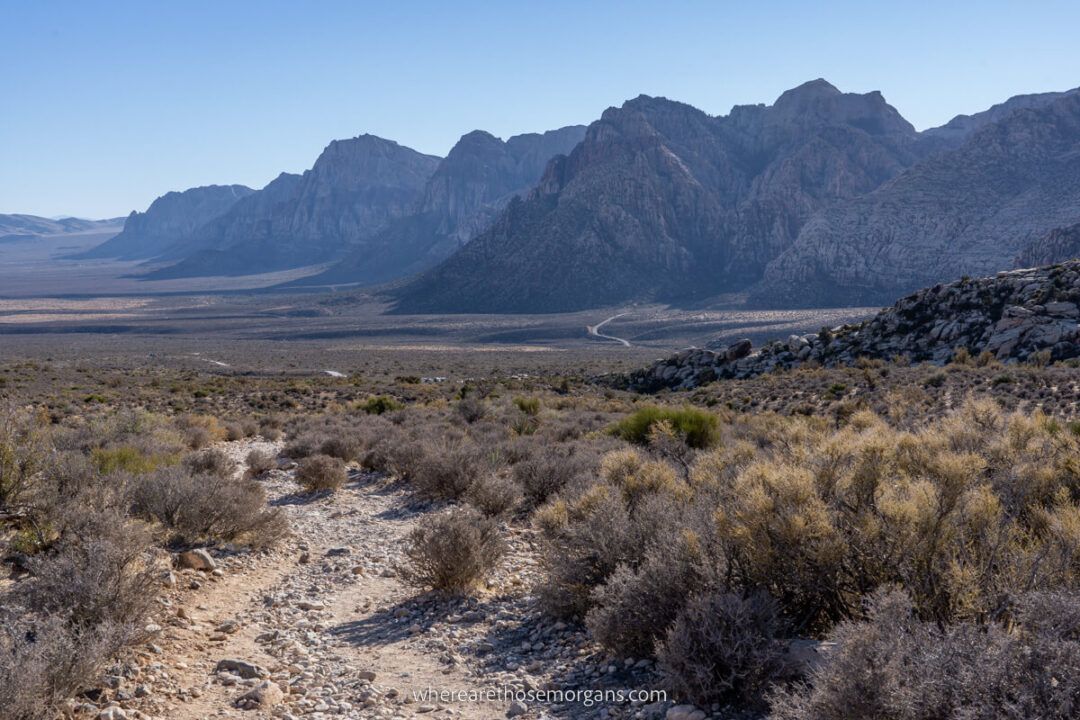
[393,80,926,313]
[1016,223,1080,268]
[623,261,1080,392]
[76,185,254,260]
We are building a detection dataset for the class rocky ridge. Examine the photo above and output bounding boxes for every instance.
[622,261,1080,392]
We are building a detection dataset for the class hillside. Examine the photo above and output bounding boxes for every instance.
[75,185,254,260]
[754,92,1080,306]
[624,260,1080,391]
[143,136,440,278]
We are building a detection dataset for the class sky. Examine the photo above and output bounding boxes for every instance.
[3,0,1080,219]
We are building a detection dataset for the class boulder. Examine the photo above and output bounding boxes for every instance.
[236,680,284,709]
[177,549,215,571]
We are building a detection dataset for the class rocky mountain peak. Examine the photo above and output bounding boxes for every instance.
[768,79,914,136]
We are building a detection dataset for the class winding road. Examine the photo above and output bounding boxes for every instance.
[587,312,631,347]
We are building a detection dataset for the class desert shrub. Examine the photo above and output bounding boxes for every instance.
[224,421,245,441]
[410,440,493,501]
[400,506,505,593]
[130,466,287,546]
[950,346,972,365]
[282,432,323,459]
[23,515,157,630]
[0,406,50,510]
[320,435,362,462]
[512,443,594,509]
[658,590,793,707]
[245,448,276,477]
[359,395,402,415]
[183,447,238,479]
[770,589,1080,720]
[175,413,226,449]
[2,502,158,719]
[258,415,284,441]
[0,613,140,720]
[456,396,486,423]
[295,454,347,493]
[513,396,541,416]
[91,445,168,475]
[586,528,712,657]
[537,485,638,617]
[465,472,523,517]
[609,405,718,449]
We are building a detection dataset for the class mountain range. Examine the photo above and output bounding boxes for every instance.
[1,214,122,242]
[73,80,1080,312]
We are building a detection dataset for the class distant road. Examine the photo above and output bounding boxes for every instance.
[587,312,631,347]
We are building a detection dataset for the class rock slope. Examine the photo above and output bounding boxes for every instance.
[143,136,440,278]
[623,261,1080,392]
[755,92,1080,307]
[75,185,254,260]
[295,125,587,287]
[394,80,925,313]
[1017,223,1080,268]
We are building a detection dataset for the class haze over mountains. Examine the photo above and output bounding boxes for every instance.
[71,80,1080,312]
[1,214,122,242]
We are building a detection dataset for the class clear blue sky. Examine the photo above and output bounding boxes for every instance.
[3,0,1079,219]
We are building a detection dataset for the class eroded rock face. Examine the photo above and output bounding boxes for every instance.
[1017,223,1080,268]
[621,261,1080,392]
[754,93,1080,308]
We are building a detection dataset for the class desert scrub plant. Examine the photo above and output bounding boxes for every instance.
[410,439,496,501]
[244,448,276,477]
[130,466,287,547]
[400,506,505,593]
[513,396,541,416]
[1,504,158,720]
[586,527,714,658]
[769,588,1080,720]
[174,413,227,449]
[358,395,402,415]
[465,472,523,517]
[455,396,486,424]
[658,590,794,708]
[511,441,595,509]
[91,445,175,475]
[0,406,50,510]
[295,454,347,493]
[183,447,238,479]
[609,405,718,449]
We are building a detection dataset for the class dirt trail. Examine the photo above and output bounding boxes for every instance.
[586,313,632,347]
[133,441,508,720]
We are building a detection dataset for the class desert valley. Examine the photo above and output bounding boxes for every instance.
[4,8,1080,719]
